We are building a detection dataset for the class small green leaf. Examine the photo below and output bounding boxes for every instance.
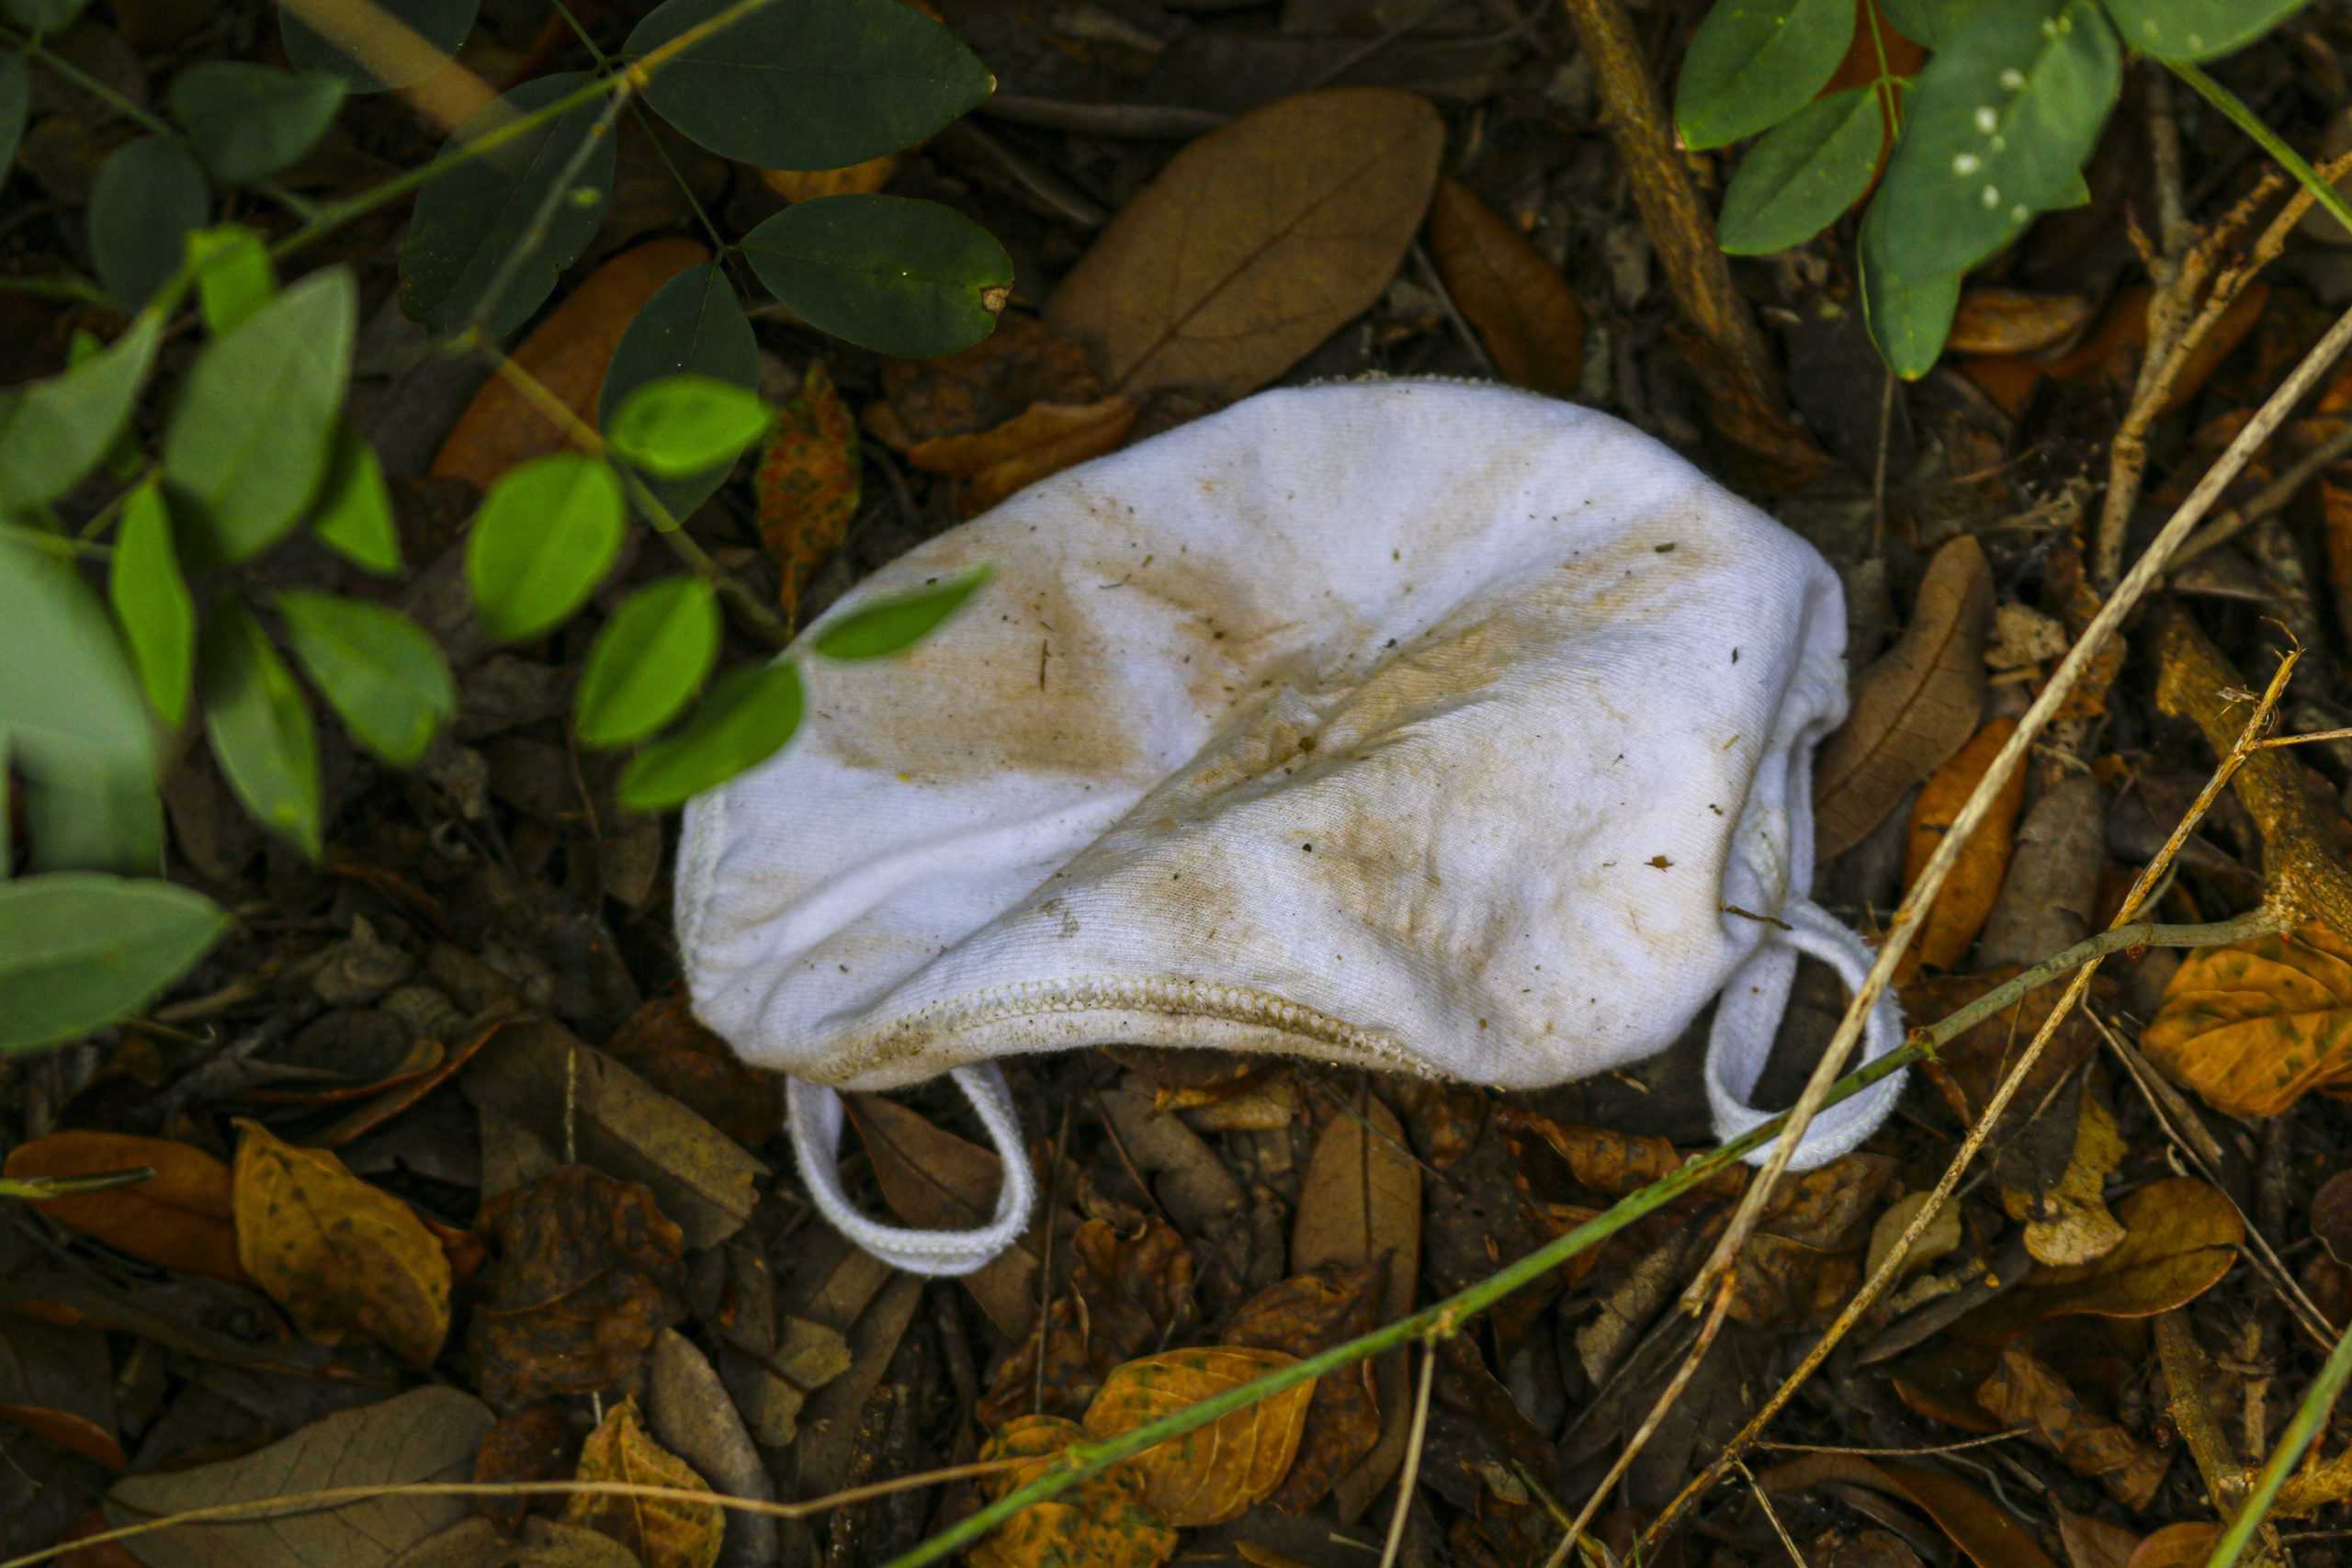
[1675,0,1856,151]
[187,225,277,335]
[0,53,29,177]
[275,591,455,766]
[1860,197,1962,378]
[465,453,626,642]
[741,196,1010,359]
[1719,88,1885,254]
[1879,0,1974,46]
[198,602,322,858]
[598,264,760,521]
[575,576,719,749]
[163,267,356,564]
[400,73,616,339]
[617,660,804,812]
[0,874,228,1053]
[626,0,992,170]
[812,566,990,662]
[2098,0,2311,61]
[166,62,345,184]
[0,310,159,512]
[606,374,771,480]
[0,536,155,783]
[107,479,195,728]
[1870,0,2120,279]
[88,136,210,311]
[309,423,401,574]
[278,0,478,93]
[0,0,88,32]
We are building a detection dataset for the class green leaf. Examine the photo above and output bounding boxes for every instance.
[1719,87,1884,253]
[626,0,992,170]
[606,374,770,480]
[0,52,28,177]
[400,73,616,340]
[1870,0,2120,279]
[465,453,625,642]
[617,660,804,812]
[1675,0,1856,151]
[279,0,478,92]
[309,423,401,573]
[0,310,159,512]
[198,601,322,858]
[741,196,1010,358]
[575,576,719,749]
[162,266,356,564]
[88,136,210,311]
[0,537,155,783]
[2098,0,2310,61]
[19,761,163,876]
[1879,0,1976,46]
[165,62,345,184]
[0,874,228,1053]
[812,566,990,661]
[597,264,760,521]
[107,479,195,728]
[187,225,277,335]
[0,0,88,32]
[275,591,455,766]
[1859,197,1962,378]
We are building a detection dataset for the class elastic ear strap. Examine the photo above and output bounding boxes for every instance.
[1704,894,1905,1169]
[786,1064,1037,1277]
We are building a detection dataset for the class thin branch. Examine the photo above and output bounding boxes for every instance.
[1375,1341,1439,1568]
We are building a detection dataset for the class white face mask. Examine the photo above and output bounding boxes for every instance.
[676,378,1906,1275]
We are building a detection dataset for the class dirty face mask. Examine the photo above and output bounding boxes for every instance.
[677,379,1906,1275]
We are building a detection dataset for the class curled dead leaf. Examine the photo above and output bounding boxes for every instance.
[1961,1178,2241,1339]
[1898,716,2025,976]
[753,361,860,615]
[4,1131,246,1285]
[561,1397,721,1568]
[1082,1347,1316,1527]
[971,1415,1179,1568]
[905,397,1139,517]
[1976,1346,2168,1508]
[1947,288,2096,356]
[2144,923,2352,1116]
[1999,1080,2126,1268]
[1428,178,1585,398]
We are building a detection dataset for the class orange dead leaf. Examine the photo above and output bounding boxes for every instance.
[1224,1265,1385,1513]
[970,1415,1179,1568]
[1427,178,1586,398]
[2045,282,2268,414]
[1976,1346,2167,1508]
[3,1131,246,1285]
[754,360,859,616]
[562,1396,722,1568]
[760,156,899,203]
[1958,355,2043,423]
[1082,1347,1316,1527]
[430,237,709,491]
[1759,1452,2063,1568]
[1819,0,1922,179]
[2124,1525,2218,1568]
[2144,923,2352,1116]
[1898,716,2026,977]
[1948,288,2095,356]
[906,396,1138,517]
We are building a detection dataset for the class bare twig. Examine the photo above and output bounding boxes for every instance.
[1376,1341,1439,1568]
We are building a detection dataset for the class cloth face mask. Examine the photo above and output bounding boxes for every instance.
[677,379,1906,1275]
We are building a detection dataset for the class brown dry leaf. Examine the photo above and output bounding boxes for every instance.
[979,1213,1196,1427]
[602,993,781,1152]
[905,396,1139,518]
[1816,536,1994,860]
[471,1404,580,1540]
[969,1415,1179,1568]
[3,1131,246,1285]
[1427,178,1585,397]
[1494,1110,1747,1203]
[1959,355,2045,423]
[1905,964,2105,1130]
[1729,1154,1897,1325]
[561,1397,720,1568]
[1224,1263,1385,1513]
[759,157,897,203]
[1082,1347,1316,1527]
[1864,1190,1962,1283]
[1898,716,2026,976]
[2123,1525,2217,1568]
[1962,1178,2241,1339]
[430,238,708,491]
[1999,1079,2126,1268]
[232,1118,452,1368]
[1758,1452,2064,1568]
[1047,88,1443,400]
[866,311,1102,445]
[0,1320,125,1470]
[851,1092,1054,1338]
[1947,288,2095,355]
[1975,1346,2168,1508]
[2057,1510,2142,1568]
[2324,476,2352,643]
[2046,284,2267,415]
[753,360,859,615]
[2143,923,2352,1116]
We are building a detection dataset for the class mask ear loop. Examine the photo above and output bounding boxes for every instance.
[1704,894,1905,1168]
[786,1064,1037,1276]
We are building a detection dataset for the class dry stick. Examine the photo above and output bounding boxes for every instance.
[2167,421,2352,575]
[1375,1341,1440,1568]
[1683,294,2352,1321]
[275,0,496,131]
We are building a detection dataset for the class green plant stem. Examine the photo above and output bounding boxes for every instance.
[880,907,2283,1568]
[0,520,108,558]
[2206,1321,2352,1568]
[2170,60,2352,242]
[0,275,108,305]
[1860,0,1901,137]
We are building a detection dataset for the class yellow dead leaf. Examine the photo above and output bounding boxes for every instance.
[754,361,859,616]
[1427,178,1586,398]
[1082,1347,1316,1526]
[2143,923,2352,1116]
[760,156,899,203]
[561,1396,722,1568]
[1864,1190,1962,1283]
[969,1415,1179,1568]
[231,1118,452,1368]
[1999,1080,2125,1268]
[1898,715,2025,977]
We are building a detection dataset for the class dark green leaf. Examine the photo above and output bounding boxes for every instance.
[1870,0,2120,279]
[400,73,616,340]
[279,0,478,92]
[199,602,322,858]
[465,453,625,642]
[606,374,770,480]
[617,660,803,811]
[163,267,356,564]
[309,423,401,574]
[88,136,209,311]
[1860,197,1962,378]
[0,874,228,1053]
[0,310,159,512]
[2099,0,2310,60]
[166,62,345,184]
[741,196,1010,358]
[575,576,718,749]
[626,0,991,169]
[1675,0,1855,150]
[1879,0,1975,46]
[0,53,28,177]
[597,263,759,520]
[0,0,88,32]
[107,479,195,728]
[1719,88,1885,254]
[187,225,277,335]
[812,565,990,661]
[275,591,454,765]
[0,537,155,783]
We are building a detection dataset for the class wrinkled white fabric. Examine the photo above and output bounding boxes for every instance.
[678,379,1906,1274]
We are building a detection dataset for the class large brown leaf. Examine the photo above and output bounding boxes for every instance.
[1081,1347,1315,1527]
[1427,178,1585,398]
[851,1092,1057,1338]
[1047,88,1443,400]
